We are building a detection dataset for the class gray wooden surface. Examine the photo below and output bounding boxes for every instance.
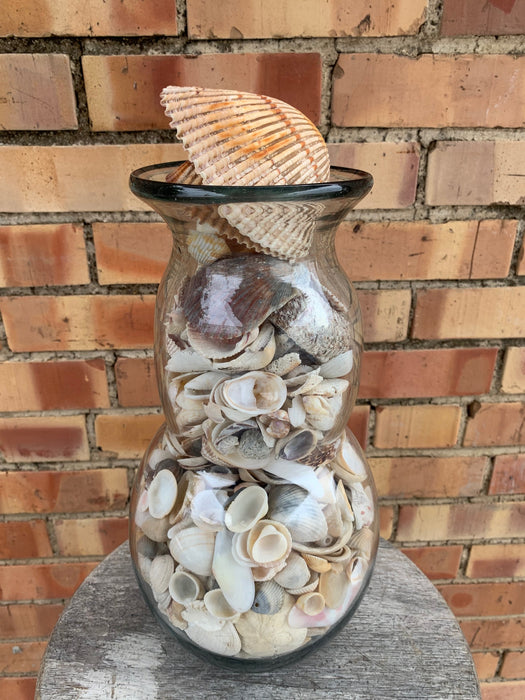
[37,540,480,700]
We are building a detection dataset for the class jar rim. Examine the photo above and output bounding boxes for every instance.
[130,161,373,205]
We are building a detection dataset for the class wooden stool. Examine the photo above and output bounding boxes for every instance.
[36,540,481,699]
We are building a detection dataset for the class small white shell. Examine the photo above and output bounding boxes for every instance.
[319,350,354,378]
[168,527,215,576]
[150,554,175,596]
[212,528,255,613]
[186,619,242,657]
[296,592,325,616]
[190,489,225,531]
[268,484,328,544]
[247,519,292,567]
[204,588,240,622]
[166,349,214,373]
[224,485,268,533]
[273,551,310,589]
[148,470,178,520]
[221,371,287,416]
[319,567,349,609]
[168,570,204,605]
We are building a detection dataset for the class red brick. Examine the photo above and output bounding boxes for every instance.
[374,405,461,449]
[115,357,159,407]
[333,54,525,128]
[439,582,525,617]
[358,290,411,343]
[462,619,525,650]
[397,503,525,542]
[0,415,89,463]
[0,359,109,411]
[379,505,394,540]
[0,603,63,639]
[0,469,129,515]
[371,456,487,499]
[501,651,525,680]
[0,677,37,700]
[481,681,525,700]
[501,347,525,394]
[328,142,419,209]
[95,413,164,459]
[441,0,525,36]
[336,220,517,282]
[426,141,525,206]
[348,405,370,450]
[0,641,46,673]
[93,222,170,285]
[0,0,177,37]
[0,521,52,559]
[473,652,500,681]
[401,546,463,580]
[490,455,525,495]
[518,242,525,276]
[0,294,155,352]
[0,54,76,130]
[83,53,322,129]
[464,403,525,448]
[55,517,128,556]
[0,223,89,286]
[359,348,496,399]
[412,288,525,340]
[467,544,525,579]
[188,0,427,38]
[0,562,97,601]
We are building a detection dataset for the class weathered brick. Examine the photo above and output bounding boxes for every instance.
[0,294,155,352]
[464,403,525,447]
[501,651,525,680]
[0,677,37,700]
[115,357,159,407]
[439,582,525,617]
[328,143,419,209]
[379,505,394,540]
[0,562,97,601]
[348,405,369,449]
[0,469,129,515]
[467,544,525,579]
[0,641,46,673]
[333,54,525,128]
[473,652,500,681]
[0,223,89,287]
[55,517,129,556]
[336,220,517,282]
[441,0,525,36]
[518,241,525,276]
[490,455,525,495]
[83,53,322,129]
[359,348,496,399]
[374,405,461,449]
[0,54,76,130]
[0,415,89,463]
[95,413,164,458]
[370,456,487,498]
[357,290,411,343]
[93,223,170,285]
[462,619,525,650]
[397,503,525,542]
[0,0,177,37]
[187,0,427,38]
[501,347,525,393]
[481,681,525,700]
[0,359,109,411]
[0,603,63,639]
[401,546,463,580]
[0,521,52,559]
[426,141,525,206]
[412,288,525,340]
[0,144,185,213]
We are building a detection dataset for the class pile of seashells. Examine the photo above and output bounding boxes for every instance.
[130,87,378,663]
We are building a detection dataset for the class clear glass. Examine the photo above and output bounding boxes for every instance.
[129,162,379,670]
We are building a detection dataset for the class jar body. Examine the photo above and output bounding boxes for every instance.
[129,164,378,670]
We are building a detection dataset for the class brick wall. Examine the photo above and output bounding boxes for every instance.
[0,1,524,696]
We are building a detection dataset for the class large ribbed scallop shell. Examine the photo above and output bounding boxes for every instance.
[160,86,330,186]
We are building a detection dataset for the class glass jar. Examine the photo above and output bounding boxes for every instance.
[128,162,378,670]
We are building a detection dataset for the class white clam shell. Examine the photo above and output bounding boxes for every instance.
[168,527,215,576]
[247,519,292,566]
[302,553,331,573]
[296,592,325,616]
[273,551,310,589]
[166,348,214,373]
[186,619,242,657]
[348,526,375,560]
[288,395,306,428]
[212,528,255,613]
[333,435,368,484]
[168,570,204,605]
[213,323,276,371]
[190,489,225,531]
[140,514,170,543]
[150,554,175,596]
[148,469,178,519]
[268,484,328,544]
[181,600,223,631]
[319,350,354,378]
[319,567,349,609]
[224,485,269,533]
[204,588,240,622]
[264,458,323,498]
[221,371,287,416]
[349,482,375,530]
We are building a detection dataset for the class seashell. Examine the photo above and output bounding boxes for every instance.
[137,553,152,585]
[169,471,205,525]
[265,352,302,377]
[186,619,242,657]
[296,592,325,616]
[231,530,255,567]
[190,489,225,531]
[204,588,240,622]
[177,456,208,468]
[346,555,368,585]
[285,367,324,397]
[302,394,341,432]
[140,514,171,543]
[319,350,354,379]
[238,428,273,460]
[154,588,173,611]
[166,348,214,373]
[286,571,319,595]
[349,482,375,530]
[273,551,311,590]
[224,485,268,533]
[148,469,178,519]
[307,378,349,398]
[212,528,255,613]
[137,490,149,513]
[168,570,204,605]
[247,519,292,567]
[181,600,223,631]
[332,433,368,484]
[288,601,343,630]
[324,545,353,564]
[302,553,331,573]
[235,593,307,657]
[165,159,202,184]
[268,484,327,544]
[166,600,187,630]
[251,560,287,581]
[201,419,274,471]
[251,580,285,615]
[348,526,375,560]
[258,410,290,440]
[288,395,306,428]
[264,458,324,498]
[276,428,317,461]
[323,501,345,538]
[169,526,215,576]
[136,534,157,560]
[197,466,237,489]
[319,568,349,609]
[300,442,338,468]
[150,554,175,596]
[187,227,231,265]
[220,371,287,416]
[187,326,260,361]
[213,322,275,371]
[160,86,330,186]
